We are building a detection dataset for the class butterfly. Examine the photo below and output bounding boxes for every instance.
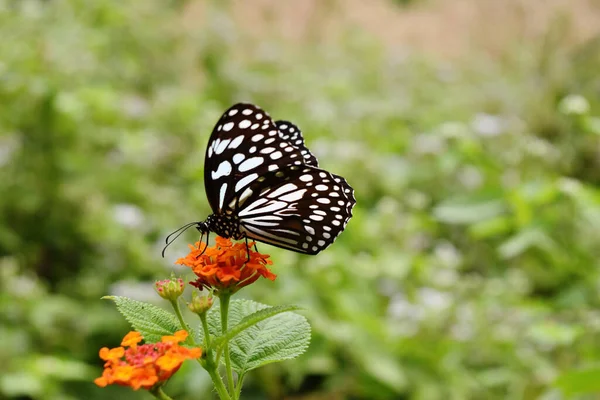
[164,103,355,255]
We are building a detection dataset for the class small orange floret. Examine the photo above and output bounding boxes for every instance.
[94,330,201,391]
[175,237,276,293]
[121,331,143,348]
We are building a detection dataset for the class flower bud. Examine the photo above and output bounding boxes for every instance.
[188,291,213,315]
[155,277,185,301]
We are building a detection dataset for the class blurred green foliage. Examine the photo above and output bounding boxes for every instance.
[1,0,600,399]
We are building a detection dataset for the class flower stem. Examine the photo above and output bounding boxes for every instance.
[200,312,211,348]
[149,386,174,400]
[197,311,231,400]
[235,372,245,399]
[206,361,233,400]
[219,293,236,394]
[170,299,194,342]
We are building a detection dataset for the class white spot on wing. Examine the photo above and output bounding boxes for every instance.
[279,189,307,202]
[239,120,251,129]
[219,183,228,209]
[215,139,231,155]
[270,151,283,160]
[228,109,238,116]
[260,147,276,154]
[235,173,258,192]
[239,157,264,172]
[233,153,245,164]
[239,200,287,216]
[212,160,232,179]
[267,183,298,199]
[229,135,244,149]
[223,122,234,131]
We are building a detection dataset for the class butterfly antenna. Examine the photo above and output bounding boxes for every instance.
[162,221,201,258]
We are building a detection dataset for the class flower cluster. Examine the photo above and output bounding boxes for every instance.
[94,330,201,390]
[176,237,276,292]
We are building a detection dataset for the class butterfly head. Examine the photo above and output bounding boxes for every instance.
[195,220,209,234]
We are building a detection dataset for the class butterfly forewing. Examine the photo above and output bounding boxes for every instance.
[204,103,308,213]
[236,165,355,254]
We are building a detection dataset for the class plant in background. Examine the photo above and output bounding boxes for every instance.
[95,238,310,400]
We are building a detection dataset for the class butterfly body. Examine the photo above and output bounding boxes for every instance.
[192,103,355,255]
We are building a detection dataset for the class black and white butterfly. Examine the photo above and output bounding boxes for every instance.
[165,103,355,255]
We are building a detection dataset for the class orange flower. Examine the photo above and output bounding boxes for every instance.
[94,330,201,391]
[176,236,276,293]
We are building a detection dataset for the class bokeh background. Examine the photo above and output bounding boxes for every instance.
[2,0,600,399]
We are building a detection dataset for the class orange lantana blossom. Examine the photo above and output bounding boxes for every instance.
[94,330,201,390]
[176,236,276,292]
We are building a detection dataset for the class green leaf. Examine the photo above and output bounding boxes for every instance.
[433,197,505,224]
[209,299,311,373]
[497,228,555,259]
[555,366,600,396]
[104,296,181,343]
[213,304,303,348]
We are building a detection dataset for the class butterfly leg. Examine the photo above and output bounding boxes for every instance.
[195,231,210,259]
[244,236,251,261]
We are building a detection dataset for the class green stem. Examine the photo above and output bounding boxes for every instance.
[206,362,232,400]
[200,312,212,348]
[220,293,236,394]
[149,386,174,400]
[197,311,231,400]
[170,299,188,330]
[235,372,245,399]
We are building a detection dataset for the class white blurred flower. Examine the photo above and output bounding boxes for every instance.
[418,287,452,312]
[558,94,590,115]
[112,204,144,228]
[471,113,504,137]
[451,305,475,341]
[412,133,446,154]
[388,293,423,321]
[434,241,462,269]
[122,95,149,119]
[458,165,483,189]
[437,121,469,139]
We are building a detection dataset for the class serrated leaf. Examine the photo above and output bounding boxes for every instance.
[209,299,310,373]
[213,304,302,348]
[104,296,181,343]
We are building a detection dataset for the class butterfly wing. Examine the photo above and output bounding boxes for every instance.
[275,120,319,167]
[204,103,307,213]
[237,165,356,254]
